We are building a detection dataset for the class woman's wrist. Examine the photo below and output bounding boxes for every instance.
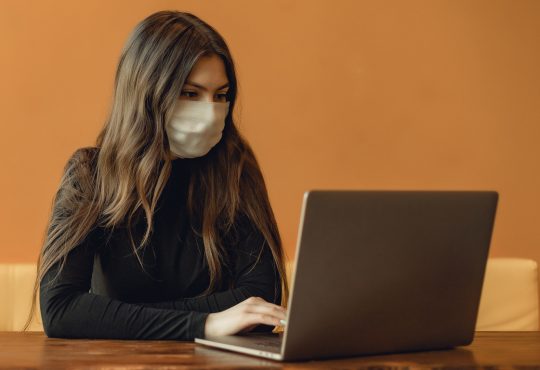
[203,312,216,338]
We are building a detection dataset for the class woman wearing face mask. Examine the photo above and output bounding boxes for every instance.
[23,10,288,340]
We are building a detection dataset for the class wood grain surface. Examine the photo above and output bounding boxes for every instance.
[0,331,539,369]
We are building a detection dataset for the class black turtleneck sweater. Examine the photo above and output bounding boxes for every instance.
[39,151,282,341]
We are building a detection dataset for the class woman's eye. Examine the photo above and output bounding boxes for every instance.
[180,91,229,101]
[181,91,197,97]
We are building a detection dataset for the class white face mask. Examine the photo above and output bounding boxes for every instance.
[165,99,230,159]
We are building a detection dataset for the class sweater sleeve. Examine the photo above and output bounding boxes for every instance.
[39,227,210,340]
[40,148,209,340]
[132,215,283,320]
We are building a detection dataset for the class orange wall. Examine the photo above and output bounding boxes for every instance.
[1,1,539,274]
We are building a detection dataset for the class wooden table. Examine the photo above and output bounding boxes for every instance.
[0,331,539,369]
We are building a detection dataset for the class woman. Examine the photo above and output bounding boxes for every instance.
[23,10,289,340]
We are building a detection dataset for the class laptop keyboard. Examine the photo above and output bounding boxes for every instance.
[252,339,281,349]
[236,333,283,352]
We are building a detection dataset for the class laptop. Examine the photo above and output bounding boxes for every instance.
[195,190,499,361]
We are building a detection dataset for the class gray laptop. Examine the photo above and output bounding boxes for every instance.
[195,190,499,361]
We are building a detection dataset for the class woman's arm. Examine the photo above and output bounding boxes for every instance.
[132,218,282,316]
[39,228,210,340]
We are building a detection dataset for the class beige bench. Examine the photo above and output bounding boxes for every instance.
[476,258,539,330]
[0,263,42,331]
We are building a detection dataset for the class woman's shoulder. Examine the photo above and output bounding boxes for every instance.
[68,146,99,164]
[64,146,100,173]
[58,146,101,195]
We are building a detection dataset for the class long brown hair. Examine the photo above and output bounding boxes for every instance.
[23,10,289,331]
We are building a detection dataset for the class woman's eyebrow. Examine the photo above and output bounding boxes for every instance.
[185,81,229,90]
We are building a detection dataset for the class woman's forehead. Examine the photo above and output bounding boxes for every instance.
[184,54,229,89]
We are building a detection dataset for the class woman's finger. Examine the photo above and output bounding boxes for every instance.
[244,312,282,327]
[244,303,287,320]
[242,298,287,312]
[243,297,287,311]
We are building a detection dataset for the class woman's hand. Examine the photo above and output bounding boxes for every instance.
[203,296,287,337]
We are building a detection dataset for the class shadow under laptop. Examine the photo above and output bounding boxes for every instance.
[195,344,476,367]
[194,345,280,367]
